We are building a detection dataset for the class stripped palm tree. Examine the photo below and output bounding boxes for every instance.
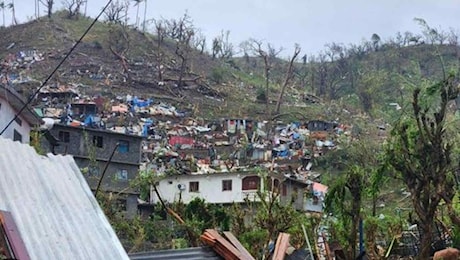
[0,1,5,27]
[142,0,147,32]
[7,0,16,25]
[132,0,142,29]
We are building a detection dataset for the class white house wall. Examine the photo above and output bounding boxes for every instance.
[151,173,260,204]
[0,97,31,143]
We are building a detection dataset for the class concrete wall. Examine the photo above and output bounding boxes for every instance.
[41,124,143,192]
[49,124,142,164]
[151,172,262,204]
[0,97,31,143]
[279,179,307,211]
[74,157,139,192]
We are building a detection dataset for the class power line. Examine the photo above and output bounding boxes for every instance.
[0,0,113,136]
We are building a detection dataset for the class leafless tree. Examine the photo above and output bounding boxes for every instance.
[39,0,53,18]
[215,30,234,60]
[192,30,206,54]
[104,0,129,24]
[62,0,84,19]
[447,28,459,46]
[108,24,130,76]
[165,12,195,88]
[211,37,221,60]
[274,44,301,114]
[153,18,167,81]
[243,39,282,119]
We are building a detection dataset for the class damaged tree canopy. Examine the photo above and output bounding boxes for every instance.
[386,73,460,259]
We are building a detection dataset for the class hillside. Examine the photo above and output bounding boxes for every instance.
[1,12,459,124]
[0,12,323,121]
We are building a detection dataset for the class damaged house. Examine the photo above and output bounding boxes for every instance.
[40,123,143,217]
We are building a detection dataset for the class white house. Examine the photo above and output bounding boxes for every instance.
[151,171,327,213]
[0,84,41,143]
[151,171,266,204]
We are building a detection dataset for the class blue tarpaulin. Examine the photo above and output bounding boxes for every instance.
[132,97,153,108]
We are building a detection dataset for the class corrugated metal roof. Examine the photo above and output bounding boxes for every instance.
[129,247,222,260]
[0,137,129,260]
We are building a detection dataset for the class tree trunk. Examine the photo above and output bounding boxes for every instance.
[275,45,300,115]
[418,222,433,259]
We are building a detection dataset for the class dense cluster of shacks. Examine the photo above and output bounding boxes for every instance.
[34,82,349,177]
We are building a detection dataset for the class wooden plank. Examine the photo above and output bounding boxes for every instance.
[272,233,283,260]
[200,234,216,245]
[205,229,242,260]
[223,231,255,260]
[273,233,290,260]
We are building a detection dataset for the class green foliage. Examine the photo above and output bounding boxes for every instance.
[385,73,459,258]
[184,197,230,231]
[209,66,226,83]
[30,130,44,155]
[256,87,266,102]
[239,229,268,257]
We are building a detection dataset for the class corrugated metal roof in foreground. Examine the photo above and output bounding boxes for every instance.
[0,137,129,260]
[129,247,223,260]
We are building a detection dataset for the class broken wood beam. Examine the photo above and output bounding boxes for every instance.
[273,232,290,260]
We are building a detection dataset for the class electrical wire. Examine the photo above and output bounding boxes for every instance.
[0,0,113,135]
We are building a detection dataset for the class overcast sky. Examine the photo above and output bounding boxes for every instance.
[8,0,460,57]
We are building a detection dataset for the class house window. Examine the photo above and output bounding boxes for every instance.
[13,130,22,142]
[242,176,260,190]
[14,117,21,126]
[92,135,103,148]
[118,140,129,153]
[189,181,199,192]
[58,131,70,143]
[222,180,232,191]
[116,169,128,181]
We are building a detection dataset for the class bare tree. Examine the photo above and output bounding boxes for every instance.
[153,18,167,81]
[108,24,130,76]
[211,37,221,60]
[218,30,234,60]
[165,12,195,88]
[192,30,206,54]
[104,0,128,24]
[243,39,282,119]
[274,44,301,114]
[39,0,53,18]
[62,0,84,19]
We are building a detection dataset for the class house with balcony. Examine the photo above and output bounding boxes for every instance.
[151,171,266,204]
[151,169,327,213]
